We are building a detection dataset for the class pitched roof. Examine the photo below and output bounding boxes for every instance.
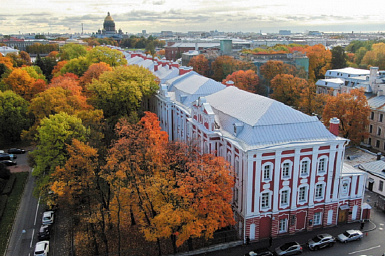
[358,160,385,179]
[205,86,339,149]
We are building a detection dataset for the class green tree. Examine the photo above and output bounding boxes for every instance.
[87,65,158,122]
[86,46,127,67]
[59,44,88,60]
[60,56,91,77]
[331,46,347,69]
[31,112,88,196]
[0,90,30,144]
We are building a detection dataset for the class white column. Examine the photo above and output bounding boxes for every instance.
[325,145,336,203]
[333,142,344,201]
[350,175,358,198]
[291,148,301,209]
[273,150,282,212]
[309,146,319,207]
[246,155,254,216]
[255,153,262,214]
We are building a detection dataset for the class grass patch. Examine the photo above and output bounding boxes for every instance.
[0,172,29,256]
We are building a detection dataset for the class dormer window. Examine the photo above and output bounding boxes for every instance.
[233,122,244,136]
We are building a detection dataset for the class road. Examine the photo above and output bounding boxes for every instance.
[4,150,71,256]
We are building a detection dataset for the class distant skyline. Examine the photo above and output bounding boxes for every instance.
[1,0,384,35]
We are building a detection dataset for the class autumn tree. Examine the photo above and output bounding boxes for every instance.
[331,46,347,69]
[31,112,88,197]
[188,54,209,76]
[51,139,109,256]
[302,44,332,81]
[86,46,127,67]
[20,51,31,65]
[79,62,112,89]
[222,69,264,95]
[87,65,158,123]
[0,90,31,144]
[297,82,327,116]
[323,89,370,144]
[51,60,68,77]
[105,112,234,254]
[259,60,298,95]
[361,42,385,69]
[270,74,308,108]
[35,55,58,81]
[59,56,91,77]
[211,56,252,82]
[3,68,36,100]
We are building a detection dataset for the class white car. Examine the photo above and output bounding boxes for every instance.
[337,229,363,243]
[34,240,49,256]
[42,211,54,225]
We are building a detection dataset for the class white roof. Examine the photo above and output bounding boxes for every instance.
[205,86,340,150]
[167,71,226,107]
[368,95,385,109]
[327,67,370,76]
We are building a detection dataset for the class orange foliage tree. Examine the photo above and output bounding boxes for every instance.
[301,44,332,81]
[323,89,370,145]
[3,68,36,100]
[79,62,112,89]
[51,60,68,77]
[105,112,235,254]
[270,74,308,108]
[188,54,209,76]
[211,56,252,81]
[222,69,263,95]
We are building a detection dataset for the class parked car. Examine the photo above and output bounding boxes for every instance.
[307,233,335,250]
[0,160,17,166]
[8,148,26,154]
[337,230,363,243]
[37,225,51,241]
[34,240,49,256]
[275,241,302,255]
[42,211,54,225]
[245,248,274,256]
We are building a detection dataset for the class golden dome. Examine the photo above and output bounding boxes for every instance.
[105,12,114,21]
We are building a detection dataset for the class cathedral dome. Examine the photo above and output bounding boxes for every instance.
[103,12,116,32]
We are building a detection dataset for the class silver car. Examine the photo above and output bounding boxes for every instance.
[307,233,335,250]
[337,229,363,243]
[275,241,302,255]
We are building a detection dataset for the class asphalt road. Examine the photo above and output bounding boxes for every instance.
[4,150,71,256]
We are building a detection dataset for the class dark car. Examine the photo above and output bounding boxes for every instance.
[8,148,26,154]
[307,233,335,250]
[0,160,17,166]
[37,225,51,241]
[245,248,274,256]
[0,153,17,160]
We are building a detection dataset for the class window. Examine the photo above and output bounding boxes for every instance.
[380,114,384,122]
[298,186,307,202]
[369,125,373,133]
[371,112,374,120]
[315,184,324,199]
[379,181,384,192]
[261,192,270,209]
[376,140,380,148]
[368,138,372,145]
[263,164,272,181]
[300,160,309,176]
[314,212,322,225]
[341,181,349,196]
[378,127,382,136]
[235,159,239,177]
[234,187,239,204]
[318,158,327,174]
[279,218,288,233]
[282,162,291,178]
[281,190,289,206]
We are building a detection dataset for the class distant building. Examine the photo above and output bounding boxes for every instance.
[279,30,291,36]
[0,46,19,56]
[94,12,124,39]
[165,42,220,61]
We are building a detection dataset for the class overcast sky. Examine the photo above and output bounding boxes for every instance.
[1,0,384,35]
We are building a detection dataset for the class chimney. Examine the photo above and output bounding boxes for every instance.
[179,66,193,76]
[225,80,235,87]
[377,152,382,161]
[329,117,340,136]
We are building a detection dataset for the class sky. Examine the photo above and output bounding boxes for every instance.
[1,0,385,35]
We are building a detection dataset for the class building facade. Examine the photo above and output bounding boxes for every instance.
[150,70,367,242]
